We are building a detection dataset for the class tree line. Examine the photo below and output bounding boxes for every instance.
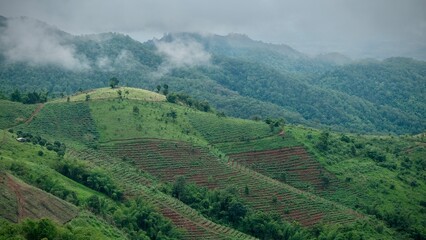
[10,89,48,104]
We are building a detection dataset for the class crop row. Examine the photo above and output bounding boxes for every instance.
[214,135,301,154]
[67,148,253,239]
[100,138,359,227]
[228,146,365,205]
[228,147,335,192]
[188,112,272,143]
[18,102,99,144]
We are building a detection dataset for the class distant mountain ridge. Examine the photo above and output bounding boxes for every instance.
[0,16,425,134]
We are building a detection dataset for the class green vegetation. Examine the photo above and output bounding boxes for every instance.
[0,218,92,240]
[53,87,166,103]
[56,159,123,201]
[165,177,312,240]
[214,135,300,154]
[166,92,212,112]
[15,130,66,156]
[0,81,424,239]
[109,77,120,89]
[289,126,426,239]
[188,111,273,143]
[89,100,204,144]
[10,89,48,104]
[17,102,99,146]
[0,100,35,129]
[0,129,183,240]
[1,19,424,134]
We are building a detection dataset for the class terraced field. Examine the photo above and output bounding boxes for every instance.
[214,135,300,154]
[99,138,360,227]
[0,172,78,224]
[17,102,99,145]
[228,146,338,193]
[188,111,273,143]
[68,148,254,240]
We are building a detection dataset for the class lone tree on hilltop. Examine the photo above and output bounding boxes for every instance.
[109,77,119,89]
[162,84,169,96]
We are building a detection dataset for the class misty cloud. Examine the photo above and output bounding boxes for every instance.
[95,49,140,71]
[154,38,211,76]
[0,17,89,70]
[1,0,426,60]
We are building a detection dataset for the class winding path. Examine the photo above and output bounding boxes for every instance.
[25,103,45,124]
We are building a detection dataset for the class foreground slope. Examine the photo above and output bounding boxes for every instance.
[0,130,132,239]
[0,171,78,223]
[1,87,425,239]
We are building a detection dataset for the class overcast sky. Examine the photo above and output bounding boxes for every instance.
[1,0,425,59]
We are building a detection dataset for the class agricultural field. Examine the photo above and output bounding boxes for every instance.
[16,102,99,146]
[188,111,273,143]
[214,134,300,154]
[288,126,426,237]
[89,100,206,144]
[100,138,360,227]
[228,146,338,193]
[0,172,78,224]
[0,87,424,239]
[53,87,166,103]
[68,148,254,240]
[0,100,37,129]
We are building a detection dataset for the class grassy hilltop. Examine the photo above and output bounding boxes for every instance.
[0,87,425,239]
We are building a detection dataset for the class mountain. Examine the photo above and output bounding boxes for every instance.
[0,87,425,239]
[0,16,425,135]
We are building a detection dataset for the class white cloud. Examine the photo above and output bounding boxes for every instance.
[154,38,211,76]
[95,49,140,71]
[0,17,89,70]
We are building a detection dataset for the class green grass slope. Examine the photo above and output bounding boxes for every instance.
[0,87,424,239]
[17,101,99,147]
[0,100,37,129]
[0,172,78,224]
[53,87,166,103]
[0,130,128,239]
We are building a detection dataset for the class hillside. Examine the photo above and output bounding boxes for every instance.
[1,16,425,134]
[0,87,425,239]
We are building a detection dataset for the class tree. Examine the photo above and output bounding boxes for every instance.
[244,185,250,195]
[133,106,140,115]
[166,110,177,121]
[172,176,186,200]
[228,201,247,223]
[117,90,123,100]
[156,85,161,93]
[162,84,169,95]
[109,77,119,88]
[10,89,22,102]
[316,131,330,152]
[86,195,102,214]
[23,219,58,240]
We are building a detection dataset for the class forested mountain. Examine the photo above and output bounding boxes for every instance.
[0,16,425,134]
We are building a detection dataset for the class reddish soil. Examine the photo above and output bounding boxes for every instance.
[4,173,78,224]
[7,175,26,221]
[100,138,359,228]
[229,146,339,193]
